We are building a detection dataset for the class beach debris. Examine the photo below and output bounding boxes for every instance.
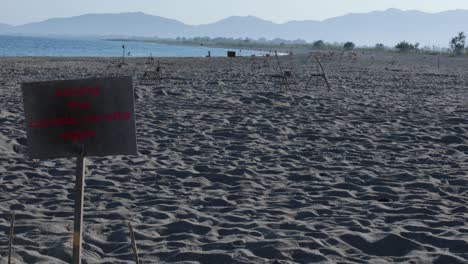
[248,56,273,90]
[227,51,236,57]
[140,60,163,85]
[340,50,358,61]
[250,57,262,71]
[8,212,14,264]
[339,50,346,61]
[128,222,141,264]
[250,57,270,72]
[145,53,154,65]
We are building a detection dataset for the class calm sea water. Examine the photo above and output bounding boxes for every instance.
[0,35,267,57]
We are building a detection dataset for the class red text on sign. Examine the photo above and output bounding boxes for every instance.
[55,86,100,97]
[29,116,78,128]
[29,112,131,129]
[60,130,96,141]
[82,112,131,123]
[68,101,91,111]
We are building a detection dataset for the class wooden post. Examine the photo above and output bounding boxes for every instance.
[72,148,86,264]
[8,212,14,264]
[315,57,332,92]
[128,222,140,264]
[122,45,126,65]
[437,54,440,69]
[274,51,290,91]
[156,61,162,83]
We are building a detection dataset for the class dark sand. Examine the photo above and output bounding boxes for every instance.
[0,52,467,263]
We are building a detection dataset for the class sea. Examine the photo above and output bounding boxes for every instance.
[0,35,268,57]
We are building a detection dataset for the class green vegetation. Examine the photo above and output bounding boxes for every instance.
[450,32,466,55]
[343,42,355,51]
[106,36,454,55]
[312,40,325,49]
[375,43,385,50]
[395,41,419,52]
[108,36,359,51]
[138,36,314,50]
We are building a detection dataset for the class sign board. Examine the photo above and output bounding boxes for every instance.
[22,76,137,159]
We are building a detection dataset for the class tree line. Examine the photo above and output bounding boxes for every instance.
[176,33,467,55]
[113,32,466,55]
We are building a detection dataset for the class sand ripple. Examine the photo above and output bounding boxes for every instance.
[0,53,467,263]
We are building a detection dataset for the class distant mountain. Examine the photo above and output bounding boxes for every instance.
[313,8,468,46]
[10,12,192,38]
[195,16,278,38]
[2,9,468,46]
[0,23,13,33]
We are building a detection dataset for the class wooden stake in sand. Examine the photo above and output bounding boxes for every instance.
[315,58,332,92]
[8,212,14,264]
[72,147,86,264]
[274,51,290,91]
[122,44,126,65]
[21,76,138,264]
[128,222,140,264]
[305,57,332,92]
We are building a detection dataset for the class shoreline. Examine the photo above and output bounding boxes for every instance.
[106,38,308,54]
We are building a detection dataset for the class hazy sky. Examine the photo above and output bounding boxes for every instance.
[2,0,468,25]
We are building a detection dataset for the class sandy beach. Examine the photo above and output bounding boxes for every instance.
[0,52,467,263]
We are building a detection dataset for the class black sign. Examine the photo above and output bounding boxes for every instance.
[22,76,137,159]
